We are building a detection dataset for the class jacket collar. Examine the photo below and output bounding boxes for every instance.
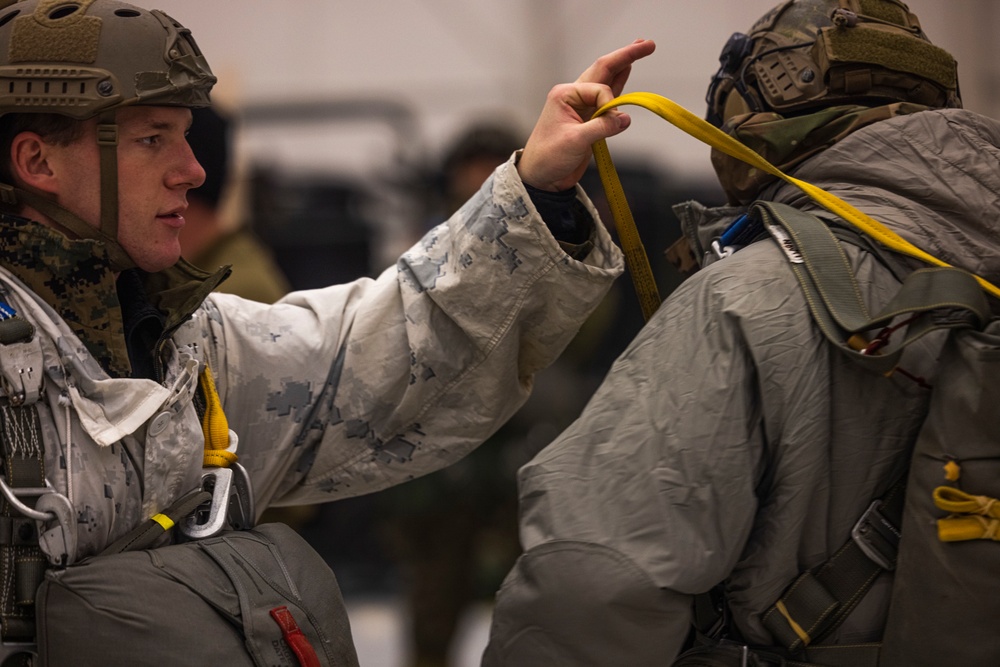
[0,214,229,378]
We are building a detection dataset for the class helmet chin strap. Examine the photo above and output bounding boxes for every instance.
[1,110,136,272]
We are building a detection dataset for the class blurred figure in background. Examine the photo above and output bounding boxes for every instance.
[180,104,292,303]
[438,124,525,220]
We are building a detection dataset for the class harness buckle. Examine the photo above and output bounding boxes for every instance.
[0,641,36,665]
[0,476,77,566]
[0,336,44,406]
[851,500,900,570]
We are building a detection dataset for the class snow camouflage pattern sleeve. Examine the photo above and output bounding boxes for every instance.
[186,158,623,512]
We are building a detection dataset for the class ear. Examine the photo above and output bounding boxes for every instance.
[9,131,58,194]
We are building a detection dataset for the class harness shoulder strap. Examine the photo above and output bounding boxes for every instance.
[0,310,47,666]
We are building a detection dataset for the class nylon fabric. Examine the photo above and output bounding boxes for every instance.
[485,108,1000,665]
[36,523,360,667]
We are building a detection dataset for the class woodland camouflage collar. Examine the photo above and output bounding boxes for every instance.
[0,215,229,379]
[711,102,931,205]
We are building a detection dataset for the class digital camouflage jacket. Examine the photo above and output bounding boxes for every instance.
[0,158,623,562]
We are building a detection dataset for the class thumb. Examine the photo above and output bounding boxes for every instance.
[580,109,632,144]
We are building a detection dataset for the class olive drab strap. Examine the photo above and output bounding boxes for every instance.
[751,201,990,375]
[99,488,211,556]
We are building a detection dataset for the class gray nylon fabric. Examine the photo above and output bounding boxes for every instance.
[483,108,1000,665]
[35,523,359,667]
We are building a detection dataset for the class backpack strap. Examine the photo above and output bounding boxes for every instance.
[751,201,990,376]
[760,480,905,660]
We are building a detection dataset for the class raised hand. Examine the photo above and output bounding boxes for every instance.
[517,39,656,192]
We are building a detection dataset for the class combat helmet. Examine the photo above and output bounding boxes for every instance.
[705,0,961,129]
[0,0,216,270]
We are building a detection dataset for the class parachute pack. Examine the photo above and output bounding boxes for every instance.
[591,92,1000,667]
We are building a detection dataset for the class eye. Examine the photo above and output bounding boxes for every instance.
[139,134,161,146]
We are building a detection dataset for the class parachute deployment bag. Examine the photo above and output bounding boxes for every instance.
[35,522,360,667]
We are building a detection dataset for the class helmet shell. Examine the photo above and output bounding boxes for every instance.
[0,0,215,120]
[706,0,960,128]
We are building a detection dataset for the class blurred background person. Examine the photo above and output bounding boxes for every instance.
[180,104,292,304]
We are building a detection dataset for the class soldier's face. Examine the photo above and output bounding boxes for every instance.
[49,106,206,272]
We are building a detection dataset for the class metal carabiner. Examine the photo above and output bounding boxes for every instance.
[179,462,256,540]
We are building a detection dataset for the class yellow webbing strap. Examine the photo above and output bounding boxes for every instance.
[150,513,175,531]
[591,135,661,321]
[199,366,238,468]
[934,486,1000,542]
[590,91,1000,323]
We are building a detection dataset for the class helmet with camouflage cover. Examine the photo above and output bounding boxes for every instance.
[704,0,961,205]
[706,0,960,128]
[0,0,216,270]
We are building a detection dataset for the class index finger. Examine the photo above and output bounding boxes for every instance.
[575,39,656,96]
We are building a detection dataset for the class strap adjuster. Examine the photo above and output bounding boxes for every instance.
[97,123,119,146]
[851,500,901,570]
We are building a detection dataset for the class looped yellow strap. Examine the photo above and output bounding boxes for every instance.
[199,366,238,468]
[590,91,1000,322]
[934,486,1000,542]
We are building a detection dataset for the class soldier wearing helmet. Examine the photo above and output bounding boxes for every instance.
[484,1,1000,665]
[0,0,656,661]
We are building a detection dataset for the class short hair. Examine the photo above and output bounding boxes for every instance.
[0,113,85,184]
[442,124,522,177]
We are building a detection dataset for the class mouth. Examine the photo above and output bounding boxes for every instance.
[157,209,186,228]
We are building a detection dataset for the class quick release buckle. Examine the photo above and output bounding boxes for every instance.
[851,500,900,571]
[711,213,758,261]
[0,315,43,406]
[711,239,738,260]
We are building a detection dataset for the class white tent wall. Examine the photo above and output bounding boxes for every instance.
[142,0,995,181]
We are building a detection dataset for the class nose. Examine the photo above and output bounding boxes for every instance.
[169,140,206,190]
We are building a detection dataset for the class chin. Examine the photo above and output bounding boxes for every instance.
[132,253,181,274]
